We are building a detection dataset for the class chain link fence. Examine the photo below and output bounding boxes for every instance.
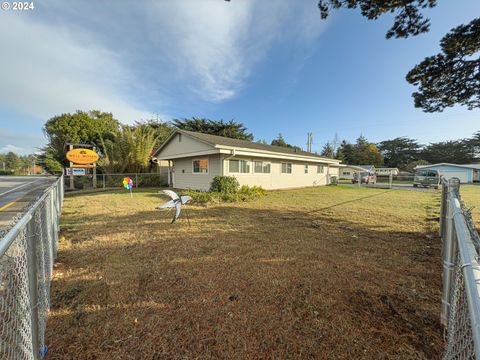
[440,177,480,359]
[0,175,63,360]
[65,172,168,190]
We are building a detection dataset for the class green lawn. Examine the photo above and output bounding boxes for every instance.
[46,185,445,359]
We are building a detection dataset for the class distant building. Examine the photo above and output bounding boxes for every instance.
[415,163,480,183]
[339,165,375,180]
[376,168,399,176]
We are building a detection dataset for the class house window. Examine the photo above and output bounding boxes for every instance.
[178,133,182,142]
[229,159,250,173]
[304,164,309,174]
[343,171,350,175]
[317,165,324,174]
[254,161,271,174]
[193,159,208,173]
[281,162,292,174]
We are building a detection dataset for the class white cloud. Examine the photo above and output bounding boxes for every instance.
[0,1,328,125]
[146,0,327,102]
[0,13,153,124]
[0,144,27,154]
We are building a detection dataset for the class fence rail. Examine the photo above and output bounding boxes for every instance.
[0,175,64,359]
[441,177,480,359]
[65,172,168,190]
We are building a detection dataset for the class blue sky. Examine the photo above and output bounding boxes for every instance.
[0,0,479,155]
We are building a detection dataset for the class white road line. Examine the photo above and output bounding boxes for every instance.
[0,179,43,197]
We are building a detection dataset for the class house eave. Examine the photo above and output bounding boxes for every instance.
[155,149,221,160]
[215,145,341,164]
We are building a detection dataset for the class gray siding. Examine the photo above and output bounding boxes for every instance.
[159,133,214,158]
[172,155,222,190]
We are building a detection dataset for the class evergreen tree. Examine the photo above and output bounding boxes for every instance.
[270,134,302,151]
[377,137,422,169]
[172,118,253,140]
[321,142,335,158]
[317,1,479,112]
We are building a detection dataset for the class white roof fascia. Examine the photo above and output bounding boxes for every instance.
[156,149,221,160]
[216,146,340,164]
[342,165,370,171]
[416,163,480,170]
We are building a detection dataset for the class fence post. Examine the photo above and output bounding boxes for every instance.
[26,215,40,360]
[439,181,446,237]
[441,178,461,326]
[136,173,138,188]
[103,174,106,189]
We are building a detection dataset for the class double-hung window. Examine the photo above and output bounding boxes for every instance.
[229,159,250,173]
[304,164,309,174]
[254,161,271,174]
[192,159,208,173]
[317,165,324,174]
[281,162,292,174]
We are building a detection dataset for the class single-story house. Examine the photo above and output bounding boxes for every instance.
[339,165,375,180]
[415,163,480,183]
[152,130,342,190]
[375,168,399,176]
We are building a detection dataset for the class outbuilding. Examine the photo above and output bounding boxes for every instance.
[153,130,342,190]
[339,165,375,180]
[376,168,399,176]
[415,163,480,183]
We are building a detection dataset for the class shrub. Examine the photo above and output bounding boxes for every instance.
[210,176,239,193]
[238,185,266,200]
[183,184,266,205]
[182,190,219,205]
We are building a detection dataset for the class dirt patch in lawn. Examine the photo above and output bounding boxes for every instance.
[46,186,444,359]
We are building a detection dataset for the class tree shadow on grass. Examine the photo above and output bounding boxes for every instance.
[48,203,443,360]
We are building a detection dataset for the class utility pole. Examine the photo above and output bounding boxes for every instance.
[306,132,313,153]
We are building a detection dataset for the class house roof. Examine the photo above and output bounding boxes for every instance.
[341,164,375,171]
[155,130,340,164]
[358,165,375,171]
[416,163,480,170]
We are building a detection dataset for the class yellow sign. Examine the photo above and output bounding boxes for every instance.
[66,148,99,165]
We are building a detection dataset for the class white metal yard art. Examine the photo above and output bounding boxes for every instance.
[157,190,191,224]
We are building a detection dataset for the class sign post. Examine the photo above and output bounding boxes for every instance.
[69,144,74,190]
[93,146,97,189]
[66,144,100,190]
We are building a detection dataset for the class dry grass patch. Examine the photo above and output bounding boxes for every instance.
[46,186,443,359]
[462,187,480,230]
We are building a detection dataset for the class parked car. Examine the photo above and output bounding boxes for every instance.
[413,169,441,189]
[352,171,377,184]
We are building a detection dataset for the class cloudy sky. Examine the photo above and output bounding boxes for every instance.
[0,0,479,154]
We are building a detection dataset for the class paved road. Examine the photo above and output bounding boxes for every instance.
[0,176,57,229]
